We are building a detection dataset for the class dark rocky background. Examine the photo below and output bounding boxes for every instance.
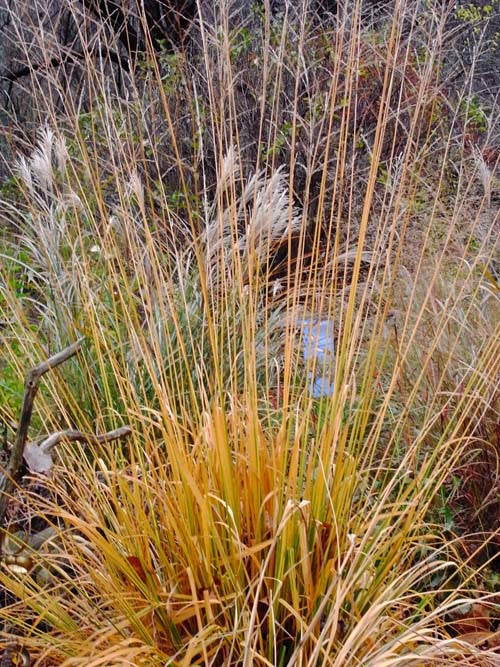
[0,0,499,183]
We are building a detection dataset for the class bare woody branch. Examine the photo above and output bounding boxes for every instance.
[39,426,132,452]
[23,426,133,475]
[0,338,85,525]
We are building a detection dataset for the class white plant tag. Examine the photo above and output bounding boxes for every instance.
[301,319,335,398]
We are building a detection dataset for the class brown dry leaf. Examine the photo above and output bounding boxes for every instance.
[487,629,500,649]
[458,631,493,647]
[126,555,148,584]
[451,602,492,635]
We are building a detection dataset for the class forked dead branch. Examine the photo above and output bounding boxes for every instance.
[0,338,132,526]
[0,339,133,664]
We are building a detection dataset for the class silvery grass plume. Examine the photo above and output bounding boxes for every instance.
[472,146,495,210]
[125,156,304,412]
[13,127,84,346]
[16,125,68,197]
[204,149,301,287]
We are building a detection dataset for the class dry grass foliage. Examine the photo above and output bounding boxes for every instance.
[0,1,499,665]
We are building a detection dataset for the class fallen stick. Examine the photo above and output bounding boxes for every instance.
[0,338,85,525]
[37,425,132,451]
[23,426,132,474]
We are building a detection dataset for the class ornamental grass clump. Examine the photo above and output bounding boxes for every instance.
[0,1,498,665]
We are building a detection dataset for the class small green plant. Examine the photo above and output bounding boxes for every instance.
[230,26,252,59]
[0,337,25,420]
[261,120,293,160]
[460,95,488,133]
[455,0,498,30]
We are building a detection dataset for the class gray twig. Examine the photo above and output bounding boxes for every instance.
[0,338,85,526]
[39,426,132,451]
[23,426,132,474]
